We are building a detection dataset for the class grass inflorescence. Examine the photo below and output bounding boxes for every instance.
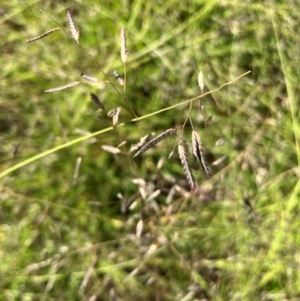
[1,1,300,300]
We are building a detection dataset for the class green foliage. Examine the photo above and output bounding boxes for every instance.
[1,0,300,300]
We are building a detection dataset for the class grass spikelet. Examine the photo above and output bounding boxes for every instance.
[168,149,175,159]
[206,115,213,124]
[129,134,149,153]
[192,131,201,162]
[101,145,121,154]
[198,71,204,94]
[212,155,227,166]
[192,130,211,178]
[90,93,105,111]
[120,27,128,63]
[45,81,80,93]
[133,128,177,158]
[243,198,261,222]
[26,28,60,43]
[136,219,143,238]
[107,107,121,126]
[178,144,196,191]
[215,138,226,146]
[67,10,80,44]
[198,101,205,118]
[113,70,125,86]
[81,73,99,82]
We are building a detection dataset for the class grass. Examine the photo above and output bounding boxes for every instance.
[1,0,300,300]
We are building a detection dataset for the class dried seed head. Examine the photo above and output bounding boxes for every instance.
[113,70,125,86]
[212,155,227,166]
[26,28,60,43]
[45,81,80,93]
[198,71,204,94]
[117,141,127,148]
[133,128,177,158]
[90,93,105,111]
[101,145,121,154]
[215,138,226,147]
[129,134,149,153]
[191,131,211,178]
[81,73,99,82]
[136,220,143,238]
[107,107,121,126]
[178,144,196,191]
[67,10,80,44]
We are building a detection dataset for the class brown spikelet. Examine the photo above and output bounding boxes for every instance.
[45,81,80,93]
[133,128,177,158]
[178,144,196,191]
[192,131,211,178]
[26,28,60,43]
[67,10,80,44]
[81,73,99,82]
[90,93,105,111]
[113,70,124,86]
[120,27,128,63]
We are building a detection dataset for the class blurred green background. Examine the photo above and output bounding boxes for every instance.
[1,0,300,300]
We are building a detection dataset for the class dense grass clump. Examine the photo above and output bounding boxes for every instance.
[1,1,300,300]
